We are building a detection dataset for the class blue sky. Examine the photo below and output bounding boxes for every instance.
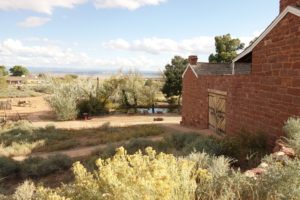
[0,0,278,72]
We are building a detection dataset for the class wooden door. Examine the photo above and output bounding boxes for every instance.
[208,91,226,135]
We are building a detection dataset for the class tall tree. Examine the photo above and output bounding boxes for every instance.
[0,66,8,76]
[9,65,29,76]
[209,34,245,63]
[118,72,144,113]
[141,79,162,113]
[162,56,188,105]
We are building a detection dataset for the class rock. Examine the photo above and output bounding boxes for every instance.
[259,162,269,169]
[153,117,164,121]
[272,152,290,165]
[251,168,266,175]
[245,170,256,178]
[273,139,285,152]
[245,168,266,178]
[275,151,285,156]
[281,146,296,158]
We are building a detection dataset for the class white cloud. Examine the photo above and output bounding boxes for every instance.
[103,33,260,56]
[0,38,158,71]
[18,16,51,28]
[0,0,166,14]
[104,37,216,55]
[94,0,166,10]
[0,0,87,14]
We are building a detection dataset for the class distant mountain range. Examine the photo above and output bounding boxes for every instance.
[28,67,163,77]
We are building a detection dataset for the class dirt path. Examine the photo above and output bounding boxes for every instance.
[12,124,213,162]
[31,114,181,129]
[12,135,163,161]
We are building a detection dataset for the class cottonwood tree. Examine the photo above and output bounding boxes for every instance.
[118,72,144,113]
[9,66,29,76]
[162,56,188,106]
[97,76,121,105]
[141,79,162,113]
[209,34,245,63]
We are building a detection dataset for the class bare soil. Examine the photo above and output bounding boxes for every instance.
[1,96,182,129]
[3,96,212,161]
[13,135,164,161]
[1,96,54,121]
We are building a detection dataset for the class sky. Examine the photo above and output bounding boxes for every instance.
[0,0,278,72]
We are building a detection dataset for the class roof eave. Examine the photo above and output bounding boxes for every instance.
[233,6,300,63]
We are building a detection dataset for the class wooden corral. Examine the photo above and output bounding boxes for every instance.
[0,100,12,110]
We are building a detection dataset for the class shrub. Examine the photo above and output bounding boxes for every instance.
[20,155,72,178]
[283,117,300,155]
[255,157,300,200]
[13,181,36,200]
[164,133,224,156]
[0,141,45,157]
[46,82,80,121]
[124,138,165,154]
[100,122,112,131]
[0,157,19,177]
[222,131,269,169]
[189,152,253,200]
[31,85,52,94]
[1,120,34,133]
[77,97,108,117]
[33,147,206,200]
[0,121,75,154]
[0,86,40,98]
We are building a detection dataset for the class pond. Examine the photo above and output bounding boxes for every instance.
[137,108,169,114]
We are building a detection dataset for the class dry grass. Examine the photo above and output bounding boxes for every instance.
[0,121,165,156]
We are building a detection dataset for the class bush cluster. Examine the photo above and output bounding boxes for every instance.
[283,117,300,155]
[222,131,269,169]
[0,154,72,179]
[8,147,300,200]
[89,131,269,171]
[46,82,80,121]
[2,117,300,199]
[0,121,73,157]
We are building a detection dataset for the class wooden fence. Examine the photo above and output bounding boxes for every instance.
[0,100,12,110]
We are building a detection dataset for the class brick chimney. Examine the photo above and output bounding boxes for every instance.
[280,0,300,12]
[188,55,198,65]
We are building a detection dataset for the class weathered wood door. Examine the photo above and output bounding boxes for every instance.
[208,91,226,135]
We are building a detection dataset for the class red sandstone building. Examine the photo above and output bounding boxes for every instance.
[182,0,300,139]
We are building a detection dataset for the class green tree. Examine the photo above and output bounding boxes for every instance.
[97,76,121,105]
[9,65,29,76]
[209,34,245,63]
[118,72,144,113]
[0,66,8,76]
[162,56,188,105]
[141,79,162,113]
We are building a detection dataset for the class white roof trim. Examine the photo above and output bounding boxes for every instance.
[182,64,199,78]
[233,6,300,63]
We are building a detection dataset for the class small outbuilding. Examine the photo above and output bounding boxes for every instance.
[6,76,26,85]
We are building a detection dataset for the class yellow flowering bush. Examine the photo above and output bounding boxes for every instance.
[34,147,210,200]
